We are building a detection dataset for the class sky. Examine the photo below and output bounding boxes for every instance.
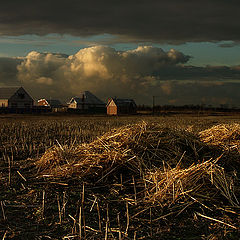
[0,0,240,107]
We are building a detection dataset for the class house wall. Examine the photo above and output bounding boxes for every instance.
[69,103,91,110]
[9,88,33,108]
[38,99,49,106]
[120,105,137,114]
[107,100,137,115]
[0,99,8,108]
[107,106,117,115]
[107,101,117,115]
[68,102,77,109]
[78,103,89,110]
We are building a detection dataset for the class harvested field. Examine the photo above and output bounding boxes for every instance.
[0,114,240,239]
[36,122,211,179]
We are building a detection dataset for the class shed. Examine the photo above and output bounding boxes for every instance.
[0,86,34,108]
[106,98,137,115]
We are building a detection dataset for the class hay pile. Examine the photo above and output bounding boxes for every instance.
[35,122,240,235]
[199,123,240,153]
[146,159,238,208]
[36,122,210,180]
[142,123,239,212]
[37,123,145,179]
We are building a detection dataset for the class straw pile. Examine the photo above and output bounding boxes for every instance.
[36,122,210,180]
[35,122,240,235]
[37,123,146,179]
[199,123,240,153]
[146,159,238,208]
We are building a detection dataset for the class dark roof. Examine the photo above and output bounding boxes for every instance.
[71,97,83,104]
[46,99,62,107]
[0,87,21,99]
[71,91,105,105]
[108,98,136,107]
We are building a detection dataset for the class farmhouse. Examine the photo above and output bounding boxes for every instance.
[0,86,34,108]
[107,98,137,115]
[38,99,62,108]
[68,91,105,113]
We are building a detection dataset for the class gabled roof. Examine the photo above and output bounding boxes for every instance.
[70,91,105,105]
[107,98,136,107]
[0,86,21,99]
[38,99,62,107]
[71,97,83,104]
[46,99,62,106]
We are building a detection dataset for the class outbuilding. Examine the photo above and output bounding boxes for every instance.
[106,98,137,115]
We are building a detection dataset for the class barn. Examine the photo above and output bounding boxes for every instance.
[106,98,137,115]
[0,86,34,109]
[38,99,62,108]
[68,91,105,113]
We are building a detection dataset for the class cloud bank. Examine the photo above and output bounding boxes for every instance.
[0,1,240,43]
[0,46,240,106]
[16,46,190,100]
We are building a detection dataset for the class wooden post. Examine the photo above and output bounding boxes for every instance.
[152,96,155,115]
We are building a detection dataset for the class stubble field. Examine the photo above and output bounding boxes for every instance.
[0,113,240,239]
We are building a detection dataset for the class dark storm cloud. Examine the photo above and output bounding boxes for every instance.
[0,57,22,85]
[158,82,240,107]
[154,65,240,80]
[0,0,240,43]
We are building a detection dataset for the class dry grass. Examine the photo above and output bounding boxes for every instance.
[199,123,240,153]
[36,122,211,180]
[36,123,146,179]
[35,122,240,233]
[1,117,240,239]
[146,159,238,208]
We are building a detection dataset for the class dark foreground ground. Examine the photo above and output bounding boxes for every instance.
[0,113,240,239]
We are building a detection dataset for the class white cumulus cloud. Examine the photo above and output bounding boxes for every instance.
[16,46,190,102]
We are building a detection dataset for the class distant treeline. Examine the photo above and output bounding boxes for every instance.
[0,104,239,114]
[137,104,240,112]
